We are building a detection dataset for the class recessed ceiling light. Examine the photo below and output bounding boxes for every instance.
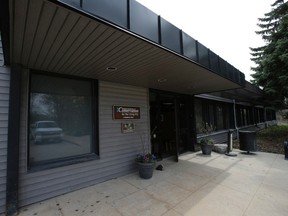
[157,78,167,83]
[106,66,117,71]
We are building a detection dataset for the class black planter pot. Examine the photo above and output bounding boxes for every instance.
[137,162,155,179]
[239,130,257,153]
[201,144,214,155]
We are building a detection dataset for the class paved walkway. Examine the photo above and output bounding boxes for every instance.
[14,150,288,216]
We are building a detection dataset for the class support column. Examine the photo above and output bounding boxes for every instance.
[6,67,21,216]
[190,96,197,151]
[174,97,179,162]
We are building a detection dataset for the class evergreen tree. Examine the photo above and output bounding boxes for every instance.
[250,0,288,108]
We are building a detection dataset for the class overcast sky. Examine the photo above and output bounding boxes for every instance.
[136,0,273,81]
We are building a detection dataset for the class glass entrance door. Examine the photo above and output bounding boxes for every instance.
[178,96,189,154]
[150,91,191,160]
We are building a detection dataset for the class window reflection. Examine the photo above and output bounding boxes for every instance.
[29,74,93,166]
[195,98,231,133]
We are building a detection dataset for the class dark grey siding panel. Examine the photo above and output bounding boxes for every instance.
[82,0,128,28]
[209,50,219,73]
[197,131,229,144]
[240,73,245,86]
[219,58,228,77]
[18,78,149,207]
[182,32,197,62]
[160,17,181,54]
[197,42,209,68]
[232,67,238,83]
[226,63,234,80]
[130,1,159,43]
[0,36,9,214]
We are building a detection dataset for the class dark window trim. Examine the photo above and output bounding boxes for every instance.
[27,71,99,172]
[236,104,261,127]
[28,154,99,172]
[149,89,196,153]
[197,128,230,139]
[92,79,99,155]
[197,98,231,132]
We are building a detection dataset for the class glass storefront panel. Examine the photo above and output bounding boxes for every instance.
[29,74,93,166]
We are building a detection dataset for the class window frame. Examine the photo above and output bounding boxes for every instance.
[27,71,99,172]
[196,98,231,133]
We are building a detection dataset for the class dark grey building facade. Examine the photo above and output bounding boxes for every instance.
[0,0,276,214]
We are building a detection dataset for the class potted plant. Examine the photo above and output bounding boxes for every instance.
[200,138,214,155]
[135,132,156,179]
[199,122,215,155]
[135,153,156,179]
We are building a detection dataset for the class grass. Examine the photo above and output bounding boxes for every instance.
[257,125,288,141]
[256,125,288,154]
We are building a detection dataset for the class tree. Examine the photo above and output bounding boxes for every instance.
[250,0,288,109]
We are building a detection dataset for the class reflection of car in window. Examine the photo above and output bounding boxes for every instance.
[31,121,63,144]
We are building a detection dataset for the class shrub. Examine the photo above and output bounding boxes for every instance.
[258,125,288,141]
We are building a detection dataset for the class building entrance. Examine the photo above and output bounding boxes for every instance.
[150,91,193,161]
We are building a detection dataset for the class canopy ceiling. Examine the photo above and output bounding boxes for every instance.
[5,0,246,95]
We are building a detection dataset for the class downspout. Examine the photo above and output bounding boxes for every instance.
[232,99,239,138]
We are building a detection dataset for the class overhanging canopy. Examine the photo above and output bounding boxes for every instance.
[5,0,246,95]
[209,81,266,105]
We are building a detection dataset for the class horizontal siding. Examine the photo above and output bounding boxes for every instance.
[197,130,231,144]
[0,35,9,214]
[18,79,149,207]
[212,133,230,144]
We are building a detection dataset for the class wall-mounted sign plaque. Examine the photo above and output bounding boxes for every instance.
[113,105,140,120]
[121,122,135,133]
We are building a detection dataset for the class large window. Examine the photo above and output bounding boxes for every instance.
[195,99,203,133]
[216,105,224,130]
[29,73,97,169]
[195,98,231,133]
[236,105,258,127]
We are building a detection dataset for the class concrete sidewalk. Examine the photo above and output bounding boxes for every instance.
[13,150,288,216]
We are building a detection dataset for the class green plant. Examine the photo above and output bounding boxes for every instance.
[200,138,214,145]
[258,125,288,141]
[199,122,215,145]
[200,122,215,134]
[135,153,156,163]
[136,132,156,163]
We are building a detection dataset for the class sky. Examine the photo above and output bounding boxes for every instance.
[136,0,274,81]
